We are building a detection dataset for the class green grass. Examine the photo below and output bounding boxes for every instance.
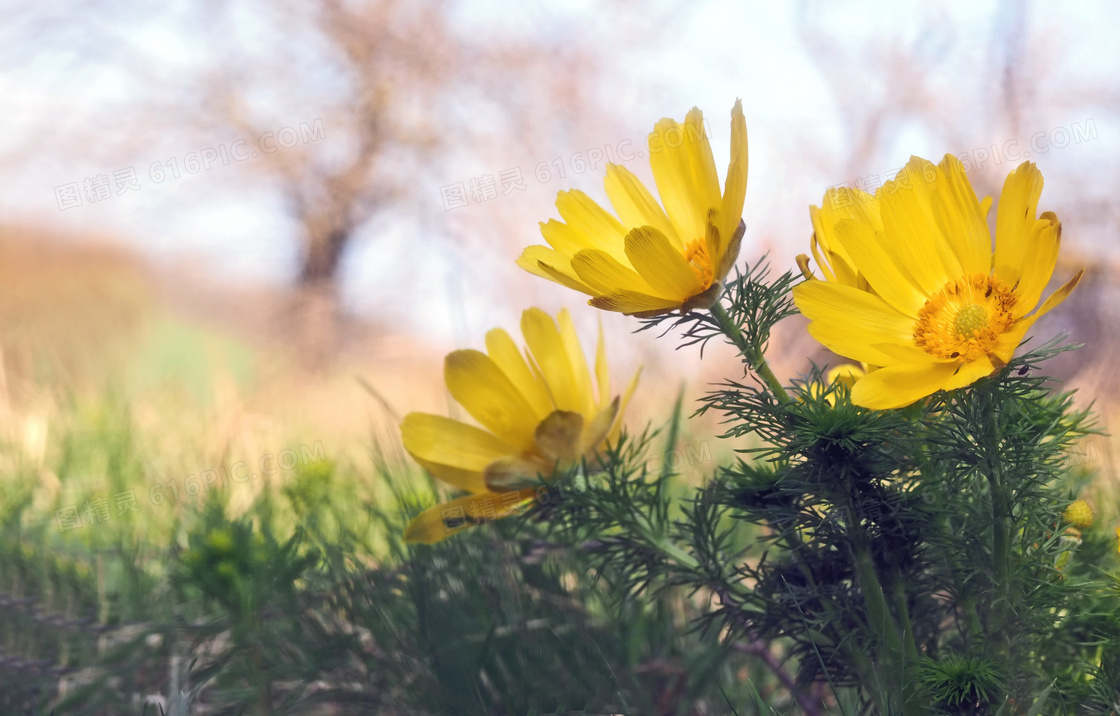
[0,309,802,715]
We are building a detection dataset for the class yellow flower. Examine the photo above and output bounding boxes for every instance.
[793,156,1083,409]
[1062,499,1094,529]
[826,365,865,390]
[402,308,639,544]
[799,186,875,291]
[517,101,748,317]
[804,364,865,406]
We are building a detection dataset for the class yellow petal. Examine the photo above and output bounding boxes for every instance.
[834,219,927,318]
[718,99,748,259]
[401,413,513,492]
[401,413,513,471]
[826,365,865,388]
[993,161,1044,287]
[877,157,961,295]
[410,456,487,496]
[625,226,704,299]
[521,308,581,412]
[404,489,536,544]
[1008,212,1061,313]
[581,395,620,455]
[594,318,610,407]
[485,328,553,420]
[704,207,722,270]
[648,107,720,244]
[571,248,655,294]
[404,499,474,543]
[715,217,745,281]
[551,190,630,263]
[793,280,920,366]
[991,316,1036,366]
[603,164,681,248]
[589,291,683,316]
[992,269,1083,363]
[445,350,539,449]
[940,356,996,392]
[556,308,595,415]
[810,184,878,291]
[869,341,947,365]
[539,218,589,256]
[538,261,598,295]
[813,364,866,406]
[828,249,862,288]
[810,232,838,283]
[932,154,992,275]
[608,366,642,444]
[556,190,628,244]
[516,244,595,295]
[1030,268,1083,320]
[810,185,880,279]
[850,361,962,409]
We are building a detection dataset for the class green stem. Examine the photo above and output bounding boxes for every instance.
[852,545,917,714]
[709,302,791,404]
[891,567,924,715]
[842,483,920,714]
[851,544,903,659]
[251,632,272,715]
[891,567,919,663]
[961,594,984,647]
[942,518,985,646]
[982,399,1013,659]
[988,473,1010,590]
[985,466,1012,658]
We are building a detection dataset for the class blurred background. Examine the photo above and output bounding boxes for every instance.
[1,0,1118,712]
[4,0,1120,426]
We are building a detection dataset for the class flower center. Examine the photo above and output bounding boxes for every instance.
[683,239,714,289]
[913,273,1016,361]
[953,304,988,337]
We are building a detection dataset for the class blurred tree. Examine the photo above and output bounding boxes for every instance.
[2,0,625,366]
[183,0,612,365]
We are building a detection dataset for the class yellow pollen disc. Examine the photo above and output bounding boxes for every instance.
[913,273,1017,361]
[953,304,988,337]
[683,239,714,289]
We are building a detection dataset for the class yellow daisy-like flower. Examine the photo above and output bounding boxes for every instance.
[517,100,748,317]
[826,364,865,390]
[804,364,865,406]
[799,187,875,292]
[402,308,639,544]
[794,155,1083,410]
[1062,499,1094,529]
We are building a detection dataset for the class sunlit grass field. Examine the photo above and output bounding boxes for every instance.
[0,236,783,715]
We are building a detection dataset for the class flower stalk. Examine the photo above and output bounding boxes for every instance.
[709,301,791,404]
